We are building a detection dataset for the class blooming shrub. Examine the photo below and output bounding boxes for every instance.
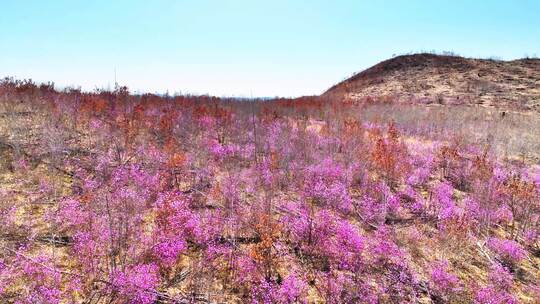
[487,263,514,291]
[430,260,462,297]
[303,158,352,213]
[3,251,63,304]
[475,263,517,304]
[406,142,436,187]
[487,238,526,266]
[475,287,518,304]
[276,274,308,304]
[110,264,160,304]
[1,82,538,302]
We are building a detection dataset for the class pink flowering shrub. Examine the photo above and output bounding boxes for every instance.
[110,264,160,304]
[275,274,308,304]
[317,272,378,304]
[406,142,436,187]
[430,181,469,231]
[2,251,63,304]
[475,264,517,304]
[488,263,514,291]
[303,158,352,213]
[0,259,5,295]
[153,192,200,267]
[247,273,308,304]
[209,140,241,161]
[283,206,338,256]
[429,260,462,299]
[355,180,402,224]
[487,238,526,266]
[524,229,539,246]
[437,144,474,191]
[475,286,518,304]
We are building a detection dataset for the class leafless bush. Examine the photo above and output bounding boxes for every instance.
[357,103,540,163]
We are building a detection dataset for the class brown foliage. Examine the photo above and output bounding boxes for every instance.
[249,213,282,280]
[370,122,409,186]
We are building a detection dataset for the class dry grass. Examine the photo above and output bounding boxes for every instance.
[325,53,540,111]
[356,103,540,164]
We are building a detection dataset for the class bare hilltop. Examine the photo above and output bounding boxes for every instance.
[324,53,540,111]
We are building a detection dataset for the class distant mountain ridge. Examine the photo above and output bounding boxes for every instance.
[323,53,540,110]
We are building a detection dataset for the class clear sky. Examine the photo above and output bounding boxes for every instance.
[1,1,539,97]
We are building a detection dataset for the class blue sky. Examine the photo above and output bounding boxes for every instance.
[1,1,539,97]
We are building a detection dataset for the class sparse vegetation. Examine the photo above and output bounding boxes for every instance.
[324,53,540,112]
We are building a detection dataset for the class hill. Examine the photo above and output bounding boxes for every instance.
[324,53,540,110]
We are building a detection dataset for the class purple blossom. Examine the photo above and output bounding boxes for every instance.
[153,239,187,267]
[488,263,514,291]
[430,260,462,296]
[111,264,160,304]
[276,274,308,303]
[303,158,352,213]
[487,238,526,265]
[475,287,518,304]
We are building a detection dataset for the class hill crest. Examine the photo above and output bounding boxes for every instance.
[324,53,540,110]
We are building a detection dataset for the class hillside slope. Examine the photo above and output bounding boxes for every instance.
[324,53,540,110]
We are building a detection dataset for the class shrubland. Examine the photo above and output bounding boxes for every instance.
[0,78,539,303]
